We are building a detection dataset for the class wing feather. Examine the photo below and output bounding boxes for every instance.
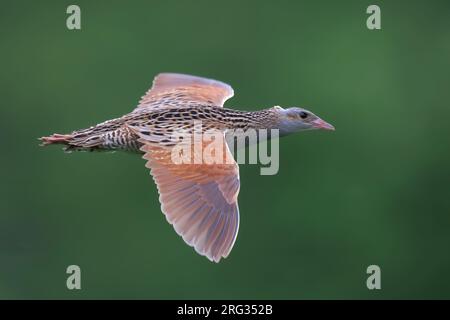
[138,136,240,262]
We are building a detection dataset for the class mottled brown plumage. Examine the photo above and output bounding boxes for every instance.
[40,73,334,262]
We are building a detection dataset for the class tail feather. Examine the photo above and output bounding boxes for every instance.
[39,132,106,152]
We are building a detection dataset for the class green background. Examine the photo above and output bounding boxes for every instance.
[1,0,449,299]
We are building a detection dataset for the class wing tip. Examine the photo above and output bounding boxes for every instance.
[161,204,233,264]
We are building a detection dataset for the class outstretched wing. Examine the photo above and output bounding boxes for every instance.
[137,134,240,263]
[136,73,234,110]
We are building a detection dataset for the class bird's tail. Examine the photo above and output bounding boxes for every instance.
[39,133,73,146]
[39,132,103,152]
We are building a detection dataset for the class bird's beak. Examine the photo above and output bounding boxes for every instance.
[312,118,335,131]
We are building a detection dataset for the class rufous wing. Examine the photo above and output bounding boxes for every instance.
[139,135,240,262]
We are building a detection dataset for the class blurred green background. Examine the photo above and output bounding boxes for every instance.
[1,0,450,299]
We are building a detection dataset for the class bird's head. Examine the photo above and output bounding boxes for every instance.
[272,106,335,135]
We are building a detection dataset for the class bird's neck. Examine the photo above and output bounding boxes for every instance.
[217,107,279,131]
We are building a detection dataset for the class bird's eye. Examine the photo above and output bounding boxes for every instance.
[299,111,308,119]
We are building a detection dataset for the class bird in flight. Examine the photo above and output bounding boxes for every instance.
[40,73,334,262]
